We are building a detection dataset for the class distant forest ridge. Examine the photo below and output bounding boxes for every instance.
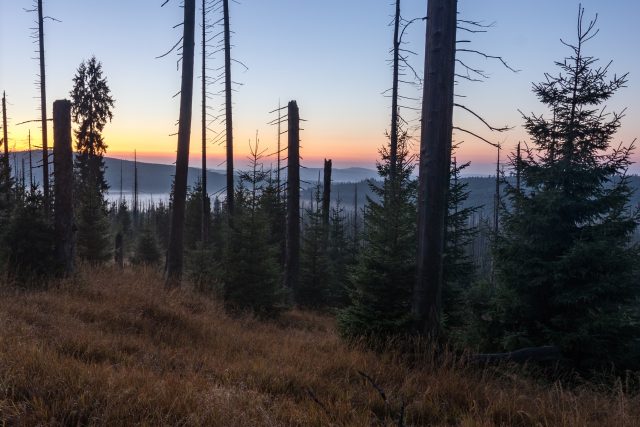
[8,151,640,213]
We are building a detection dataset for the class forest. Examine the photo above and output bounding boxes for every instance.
[1,0,639,425]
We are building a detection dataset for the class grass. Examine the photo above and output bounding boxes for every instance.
[0,266,638,426]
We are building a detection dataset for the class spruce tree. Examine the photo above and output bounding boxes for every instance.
[222,144,284,316]
[4,189,56,284]
[442,156,479,332]
[299,183,331,308]
[131,226,162,266]
[493,9,640,369]
[326,199,352,307]
[70,56,114,263]
[338,134,417,339]
[184,179,210,250]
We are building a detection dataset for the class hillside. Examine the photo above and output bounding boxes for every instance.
[9,151,640,212]
[0,267,637,426]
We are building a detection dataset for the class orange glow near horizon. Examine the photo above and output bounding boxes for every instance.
[6,121,640,172]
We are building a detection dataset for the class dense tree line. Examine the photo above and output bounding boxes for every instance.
[1,3,638,373]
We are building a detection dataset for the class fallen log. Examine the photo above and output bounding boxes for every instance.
[470,346,562,364]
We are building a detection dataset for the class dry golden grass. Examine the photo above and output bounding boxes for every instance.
[0,266,638,426]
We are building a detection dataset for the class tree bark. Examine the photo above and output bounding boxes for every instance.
[285,101,301,297]
[38,0,50,214]
[1,92,8,176]
[165,0,196,285]
[413,0,458,337]
[53,99,75,275]
[389,0,401,183]
[223,0,234,217]
[322,158,332,228]
[201,0,208,243]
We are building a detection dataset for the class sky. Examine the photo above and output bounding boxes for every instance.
[1,0,639,175]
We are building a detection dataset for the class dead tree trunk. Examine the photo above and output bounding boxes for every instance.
[133,150,139,228]
[53,99,75,275]
[389,0,401,183]
[165,0,196,285]
[2,92,9,173]
[201,0,208,243]
[285,100,301,298]
[493,145,500,236]
[28,130,34,188]
[38,0,50,214]
[353,183,359,249]
[1,91,10,199]
[515,141,521,193]
[276,100,282,202]
[223,0,234,217]
[413,0,458,337]
[322,158,332,228]
[470,346,562,365]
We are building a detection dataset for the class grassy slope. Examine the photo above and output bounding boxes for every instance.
[0,267,638,426]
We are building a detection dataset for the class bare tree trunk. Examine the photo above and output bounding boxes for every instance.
[165,0,196,285]
[389,0,401,183]
[285,100,301,297]
[493,145,500,236]
[490,145,500,285]
[353,182,358,249]
[322,158,332,228]
[413,0,458,337]
[133,150,139,227]
[53,99,75,276]
[223,0,234,217]
[1,91,9,198]
[38,0,50,214]
[2,92,8,171]
[201,0,208,243]
[515,141,521,193]
[276,100,282,202]
[29,130,34,188]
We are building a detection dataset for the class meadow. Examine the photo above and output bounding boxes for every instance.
[0,266,638,426]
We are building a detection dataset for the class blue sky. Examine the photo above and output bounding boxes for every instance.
[1,0,639,174]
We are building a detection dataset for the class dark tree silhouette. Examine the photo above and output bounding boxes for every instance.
[70,56,114,263]
[414,0,458,337]
[285,101,301,300]
[338,134,416,340]
[200,0,209,243]
[493,8,640,370]
[389,0,401,183]
[165,0,196,284]
[223,0,235,217]
[37,0,50,213]
[223,141,284,315]
[53,99,75,275]
[1,92,9,196]
[322,159,332,229]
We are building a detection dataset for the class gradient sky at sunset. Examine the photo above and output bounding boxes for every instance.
[1,0,639,174]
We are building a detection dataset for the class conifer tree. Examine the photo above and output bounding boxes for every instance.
[115,200,132,236]
[338,134,417,339]
[3,189,56,284]
[326,199,352,307]
[442,155,479,332]
[299,183,331,308]
[70,56,114,263]
[184,179,210,250]
[223,143,284,316]
[131,226,162,266]
[493,9,640,369]
[259,173,286,267]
